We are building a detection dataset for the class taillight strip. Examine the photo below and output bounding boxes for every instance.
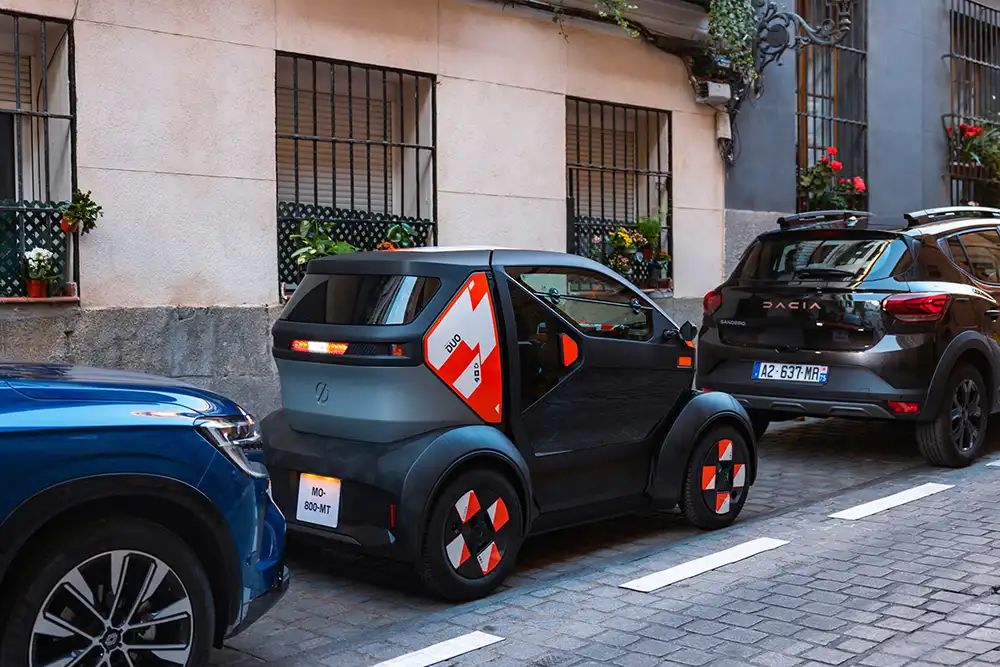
[291,340,348,355]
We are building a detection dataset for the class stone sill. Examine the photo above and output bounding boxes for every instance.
[643,288,674,299]
[0,296,81,305]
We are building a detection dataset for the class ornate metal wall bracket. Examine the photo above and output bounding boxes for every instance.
[754,0,853,89]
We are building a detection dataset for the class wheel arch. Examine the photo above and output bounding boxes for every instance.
[398,426,532,560]
[648,391,757,504]
[925,332,999,417]
[0,474,242,648]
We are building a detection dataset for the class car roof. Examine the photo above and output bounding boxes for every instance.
[306,247,614,273]
[901,217,1000,238]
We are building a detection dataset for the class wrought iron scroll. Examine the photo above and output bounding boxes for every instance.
[754,0,854,84]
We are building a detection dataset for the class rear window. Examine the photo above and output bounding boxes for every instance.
[736,233,912,282]
[282,274,440,325]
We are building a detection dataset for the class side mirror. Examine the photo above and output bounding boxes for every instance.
[679,321,697,342]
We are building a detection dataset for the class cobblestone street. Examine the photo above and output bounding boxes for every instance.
[212,419,1000,667]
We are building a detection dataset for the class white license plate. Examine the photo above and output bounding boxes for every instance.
[752,362,828,384]
[296,473,341,529]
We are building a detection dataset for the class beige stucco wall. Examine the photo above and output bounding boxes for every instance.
[7,0,724,306]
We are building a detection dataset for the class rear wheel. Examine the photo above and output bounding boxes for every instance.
[680,424,751,530]
[0,517,214,667]
[417,468,523,601]
[917,363,988,468]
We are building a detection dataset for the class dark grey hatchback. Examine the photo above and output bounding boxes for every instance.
[696,206,1000,468]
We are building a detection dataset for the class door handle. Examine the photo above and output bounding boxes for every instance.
[988,309,1000,321]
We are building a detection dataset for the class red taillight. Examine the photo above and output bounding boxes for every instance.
[291,340,349,355]
[888,401,920,414]
[704,290,723,317]
[389,503,396,528]
[882,293,951,323]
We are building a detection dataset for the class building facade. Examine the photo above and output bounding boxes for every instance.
[727,0,1000,270]
[0,0,727,414]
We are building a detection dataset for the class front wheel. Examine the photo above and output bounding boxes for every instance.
[916,363,988,468]
[0,517,215,667]
[417,468,523,602]
[680,424,752,530]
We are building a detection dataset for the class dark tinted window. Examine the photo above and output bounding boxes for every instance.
[508,267,653,342]
[282,274,440,324]
[946,236,973,274]
[509,280,563,410]
[957,230,1000,283]
[737,233,912,282]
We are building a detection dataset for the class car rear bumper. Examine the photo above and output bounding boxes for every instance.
[696,331,935,420]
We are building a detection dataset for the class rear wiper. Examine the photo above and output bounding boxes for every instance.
[792,267,856,278]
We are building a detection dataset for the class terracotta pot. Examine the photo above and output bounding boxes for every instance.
[60,215,78,234]
[26,279,48,298]
[63,282,78,297]
[641,246,654,262]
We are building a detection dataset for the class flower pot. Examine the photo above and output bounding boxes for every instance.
[641,247,654,262]
[26,279,48,298]
[60,215,78,234]
[62,282,78,297]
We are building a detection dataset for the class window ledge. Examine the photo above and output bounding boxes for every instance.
[643,287,674,299]
[0,296,81,305]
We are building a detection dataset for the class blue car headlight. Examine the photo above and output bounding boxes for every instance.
[195,411,269,479]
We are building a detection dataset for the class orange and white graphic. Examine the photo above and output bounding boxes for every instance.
[424,272,503,423]
[455,490,481,524]
[487,498,509,531]
[446,534,471,568]
[702,467,716,491]
[733,463,746,488]
[718,439,733,462]
[477,542,502,575]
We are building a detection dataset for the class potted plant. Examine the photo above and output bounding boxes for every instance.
[60,189,103,234]
[655,250,671,288]
[636,214,663,262]
[799,146,868,211]
[608,226,642,278]
[290,218,357,273]
[376,240,396,251]
[386,222,416,249]
[23,247,58,298]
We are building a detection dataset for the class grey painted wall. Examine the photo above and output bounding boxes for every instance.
[726,0,955,227]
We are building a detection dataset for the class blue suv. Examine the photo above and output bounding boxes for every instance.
[0,363,288,667]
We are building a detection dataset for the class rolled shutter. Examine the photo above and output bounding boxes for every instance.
[567,122,635,223]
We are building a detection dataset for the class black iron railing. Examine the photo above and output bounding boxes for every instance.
[275,54,436,289]
[945,0,1000,206]
[0,201,68,297]
[566,97,672,288]
[795,0,867,212]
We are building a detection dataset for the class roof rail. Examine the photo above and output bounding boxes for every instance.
[776,210,872,232]
[903,206,1000,228]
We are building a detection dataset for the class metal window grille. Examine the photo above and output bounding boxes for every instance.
[566,97,672,288]
[0,11,76,298]
[945,0,1000,206]
[795,0,867,212]
[275,54,436,289]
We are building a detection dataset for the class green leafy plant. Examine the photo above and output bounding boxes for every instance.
[948,121,1000,177]
[290,218,357,266]
[386,222,416,248]
[596,0,639,38]
[799,146,867,211]
[708,0,758,83]
[61,189,103,234]
[636,214,663,248]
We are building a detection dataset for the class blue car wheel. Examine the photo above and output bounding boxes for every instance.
[0,517,214,667]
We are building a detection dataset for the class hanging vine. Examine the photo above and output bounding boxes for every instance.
[595,0,640,38]
[707,0,758,86]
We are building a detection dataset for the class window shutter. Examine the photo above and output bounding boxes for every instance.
[567,123,635,223]
[276,86,392,213]
[0,54,32,110]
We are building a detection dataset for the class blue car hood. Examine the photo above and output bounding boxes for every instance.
[0,363,241,417]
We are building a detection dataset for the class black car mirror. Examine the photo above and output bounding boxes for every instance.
[679,321,697,342]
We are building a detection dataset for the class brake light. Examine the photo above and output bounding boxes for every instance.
[291,340,348,355]
[888,401,920,414]
[704,290,723,317]
[882,293,951,323]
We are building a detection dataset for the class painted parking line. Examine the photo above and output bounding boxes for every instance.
[828,482,953,521]
[371,631,504,667]
[619,537,789,593]
[986,460,1000,468]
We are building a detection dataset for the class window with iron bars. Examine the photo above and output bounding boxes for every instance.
[795,0,867,212]
[945,0,1000,207]
[0,12,75,299]
[566,97,672,289]
[275,54,436,292]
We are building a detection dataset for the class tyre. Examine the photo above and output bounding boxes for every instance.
[0,517,215,667]
[417,468,523,602]
[748,411,770,442]
[680,424,752,530]
[916,363,987,468]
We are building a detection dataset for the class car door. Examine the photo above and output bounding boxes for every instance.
[944,228,1000,358]
[492,257,694,518]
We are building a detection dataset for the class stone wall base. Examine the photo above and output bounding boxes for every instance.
[0,305,282,417]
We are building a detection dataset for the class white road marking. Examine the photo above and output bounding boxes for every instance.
[371,631,504,667]
[986,460,1000,467]
[619,537,789,593]
[828,482,953,521]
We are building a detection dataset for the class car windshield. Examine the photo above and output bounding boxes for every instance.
[736,232,912,282]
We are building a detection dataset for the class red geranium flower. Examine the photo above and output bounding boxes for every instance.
[826,147,838,156]
[840,177,847,185]
[821,156,830,165]
[831,160,843,172]
[853,176,866,193]
[947,127,954,137]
